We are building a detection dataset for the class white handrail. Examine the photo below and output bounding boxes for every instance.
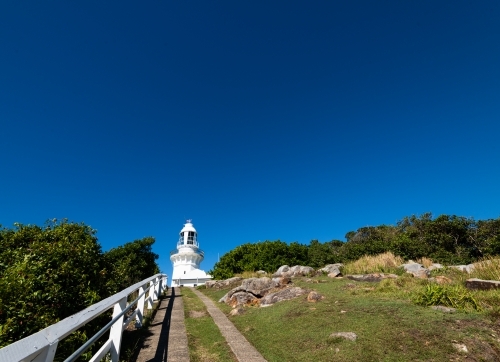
[0,273,168,362]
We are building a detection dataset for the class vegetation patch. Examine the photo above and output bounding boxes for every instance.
[342,252,403,275]
[201,273,500,361]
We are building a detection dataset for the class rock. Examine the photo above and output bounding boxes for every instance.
[465,278,500,290]
[450,264,475,273]
[272,276,291,287]
[205,280,217,288]
[277,265,316,277]
[431,305,456,313]
[328,271,342,278]
[434,276,452,285]
[241,277,275,297]
[273,265,290,277]
[219,274,298,306]
[320,264,343,275]
[229,306,245,316]
[256,270,267,275]
[428,263,444,271]
[219,286,245,304]
[260,287,308,306]
[228,291,259,307]
[401,263,430,278]
[307,291,324,302]
[346,273,398,282]
[209,277,243,289]
[329,332,357,341]
[298,266,316,276]
[452,343,468,353]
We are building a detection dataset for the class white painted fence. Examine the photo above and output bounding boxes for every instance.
[0,273,168,362]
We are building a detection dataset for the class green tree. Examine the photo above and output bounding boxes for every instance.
[104,237,160,294]
[0,220,108,348]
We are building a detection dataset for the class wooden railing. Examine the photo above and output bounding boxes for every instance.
[0,273,168,362]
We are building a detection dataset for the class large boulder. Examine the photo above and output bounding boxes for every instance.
[465,278,500,290]
[273,265,290,277]
[227,291,259,307]
[219,277,282,305]
[260,287,308,306]
[401,263,430,278]
[274,265,316,277]
[241,277,276,297]
[321,264,342,276]
[346,273,398,282]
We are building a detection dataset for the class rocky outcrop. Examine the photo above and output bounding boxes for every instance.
[227,291,259,307]
[318,263,344,274]
[319,264,343,276]
[219,276,294,307]
[465,278,500,290]
[329,332,357,341]
[206,277,243,289]
[241,277,277,297]
[346,273,398,282]
[273,265,290,277]
[401,262,430,278]
[260,287,308,306]
[273,265,316,277]
[272,276,291,287]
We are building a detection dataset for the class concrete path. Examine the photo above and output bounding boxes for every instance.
[192,288,268,362]
[135,287,189,362]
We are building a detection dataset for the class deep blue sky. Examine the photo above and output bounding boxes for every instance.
[1,1,499,277]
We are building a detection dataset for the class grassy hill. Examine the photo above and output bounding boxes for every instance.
[186,255,500,361]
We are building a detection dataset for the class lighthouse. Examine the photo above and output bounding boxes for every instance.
[170,220,212,287]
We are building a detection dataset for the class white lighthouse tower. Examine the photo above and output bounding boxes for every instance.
[170,220,212,287]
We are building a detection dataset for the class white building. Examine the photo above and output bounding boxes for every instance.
[170,220,212,287]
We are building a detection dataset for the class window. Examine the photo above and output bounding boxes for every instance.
[187,231,195,244]
[184,271,186,274]
[179,232,184,244]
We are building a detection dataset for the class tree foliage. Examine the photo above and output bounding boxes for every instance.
[209,213,500,279]
[0,220,160,356]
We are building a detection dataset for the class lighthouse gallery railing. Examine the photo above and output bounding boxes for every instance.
[0,273,168,362]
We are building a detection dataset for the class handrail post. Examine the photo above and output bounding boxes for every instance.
[135,284,146,328]
[110,297,127,362]
[153,276,159,301]
[158,276,163,297]
[147,281,154,309]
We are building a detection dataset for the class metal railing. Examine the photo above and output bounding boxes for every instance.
[170,245,204,257]
[0,273,168,362]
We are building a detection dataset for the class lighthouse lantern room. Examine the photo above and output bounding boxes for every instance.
[170,220,212,287]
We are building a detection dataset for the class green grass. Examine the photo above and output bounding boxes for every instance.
[201,275,500,362]
[181,287,237,362]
